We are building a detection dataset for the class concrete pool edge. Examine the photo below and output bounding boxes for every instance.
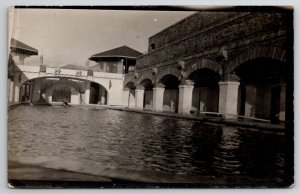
[8,103,285,133]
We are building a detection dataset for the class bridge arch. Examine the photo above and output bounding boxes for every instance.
[19,76,109,105]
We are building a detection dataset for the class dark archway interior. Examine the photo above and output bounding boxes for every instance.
[188,68,220,86]
[140,79,154,109]
[188,68,220,113]
[140,79,154,90]
[90,82,107,105]
[160,74,180,89]
[160,74,179,112]
[52,85,71,103]
[234,58,286,84]
[125,82,136,90]
[234,58,286,121]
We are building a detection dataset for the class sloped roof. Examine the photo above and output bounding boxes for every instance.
[61,64,88,70]
[10,38,38,55]
[89,46,142,61]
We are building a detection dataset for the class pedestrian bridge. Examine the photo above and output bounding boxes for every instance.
[8,64,124,106]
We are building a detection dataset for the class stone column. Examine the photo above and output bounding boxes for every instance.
[153,86,165,111]
[178,80,194,114]
[122,89,130,107]
[99,89,106,104]
[135,86,145,109]
[218,81,240,119]
[13,73,20,103]
[85,82,90,104]
[8,79,14,103]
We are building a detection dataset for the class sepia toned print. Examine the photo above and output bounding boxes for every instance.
[7,6,294,188]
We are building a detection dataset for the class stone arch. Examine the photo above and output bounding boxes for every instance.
[137,71,155,86]
[124,73,136,88]
[229,47,287,72]
[124,81,136,90]
[43,79,82,93]
[155,67,180,84]
[185,57,221,77]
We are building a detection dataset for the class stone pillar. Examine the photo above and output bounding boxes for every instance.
[85,82,90,104]
[14,85,20,102]
[153,86,165,111]
[218,81,240,119]
[99,89,106,105]
[178,80,194,114]
[8,79,14,103]
[122,89,130,107]
[13,73,20,102]
[135,86,145,109]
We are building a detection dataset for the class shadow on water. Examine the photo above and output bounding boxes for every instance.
[8,105,285,186]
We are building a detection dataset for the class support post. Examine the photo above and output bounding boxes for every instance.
[153,86,165,111]
[135,87,145,109]
[218,81,240,119]
[122,89,130,107]
[178,80,194,114]
[85,82,90,105]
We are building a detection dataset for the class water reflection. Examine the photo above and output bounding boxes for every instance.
[8,105,285,183]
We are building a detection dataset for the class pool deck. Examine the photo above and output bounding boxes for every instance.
[8,102,285,133]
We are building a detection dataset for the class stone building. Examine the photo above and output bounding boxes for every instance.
[123,10,292,122]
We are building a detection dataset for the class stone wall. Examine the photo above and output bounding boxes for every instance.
[136,11,287,71]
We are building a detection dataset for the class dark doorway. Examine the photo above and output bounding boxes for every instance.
[89,82,99,104]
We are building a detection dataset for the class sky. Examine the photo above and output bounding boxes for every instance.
[9,8,194,67]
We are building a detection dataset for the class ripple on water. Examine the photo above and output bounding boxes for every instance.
[8,105,285,183]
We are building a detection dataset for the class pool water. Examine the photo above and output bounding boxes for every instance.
[8,105,285,185]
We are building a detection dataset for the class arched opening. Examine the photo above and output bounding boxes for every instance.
[89,82,107,105]
[19,81,32,103]
[125,82,136,108]
[188,68,220,113]
[160,74,180,112]
[52,85,71,103]
[234,58,286,122]
[140,79,154,109]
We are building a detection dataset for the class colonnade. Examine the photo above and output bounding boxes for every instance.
[122,80,240,118]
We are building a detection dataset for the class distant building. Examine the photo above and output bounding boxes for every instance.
[8,38,38,103]
[89,46,142,74]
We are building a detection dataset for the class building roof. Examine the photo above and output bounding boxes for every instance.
[10,38,38,56]
[61,64,88,70]
[89,46,142,61]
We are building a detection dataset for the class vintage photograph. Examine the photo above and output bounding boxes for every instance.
[7,6,294,188]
